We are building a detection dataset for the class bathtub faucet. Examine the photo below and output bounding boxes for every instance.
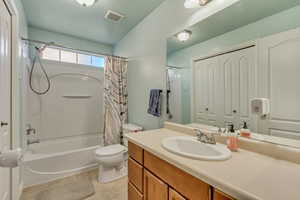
[27,138,40,145]
[26,124,36,135]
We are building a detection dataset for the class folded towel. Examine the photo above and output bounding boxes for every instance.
[147,89,162,117]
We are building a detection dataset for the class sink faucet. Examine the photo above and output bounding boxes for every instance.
[194,129,216,145]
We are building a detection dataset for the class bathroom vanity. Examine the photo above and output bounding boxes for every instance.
[128,141,233,200]
[126,123,300,200]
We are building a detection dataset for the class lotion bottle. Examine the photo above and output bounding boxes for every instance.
[240,121,251,138]
[227,124,238,152]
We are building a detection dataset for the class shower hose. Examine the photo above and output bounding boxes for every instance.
[29,47,51,95]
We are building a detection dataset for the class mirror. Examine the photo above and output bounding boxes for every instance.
[166,0,300,148]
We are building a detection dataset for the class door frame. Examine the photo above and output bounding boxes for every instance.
[2,0,23,199]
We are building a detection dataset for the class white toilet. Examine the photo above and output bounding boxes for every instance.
[95,124,143,183]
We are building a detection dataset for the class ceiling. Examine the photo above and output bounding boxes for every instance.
[22,0,166,45]
[167,0,300,54]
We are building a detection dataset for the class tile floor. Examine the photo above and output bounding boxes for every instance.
[21,169,128,200]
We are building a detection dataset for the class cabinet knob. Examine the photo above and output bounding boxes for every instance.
[1,121,8,127]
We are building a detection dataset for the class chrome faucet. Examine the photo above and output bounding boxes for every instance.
[26,124,36,135]
[26,124,39,145]
[27,138,40,145]
[194,129,216,145]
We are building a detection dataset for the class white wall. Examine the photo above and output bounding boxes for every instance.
[114,0,239,130]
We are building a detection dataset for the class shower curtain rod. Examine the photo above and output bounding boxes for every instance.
[167,65,184,69]
[21,37,128,60]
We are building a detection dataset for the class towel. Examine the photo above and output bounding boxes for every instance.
[147,89,162,117]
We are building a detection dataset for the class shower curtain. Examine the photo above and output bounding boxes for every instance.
[103,56,128,145]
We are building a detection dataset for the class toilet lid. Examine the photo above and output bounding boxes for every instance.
[95,144,125,157]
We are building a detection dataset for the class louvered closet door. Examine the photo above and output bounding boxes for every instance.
[258,27,300,140]
[218,47,256,129]
[193,57,218,126]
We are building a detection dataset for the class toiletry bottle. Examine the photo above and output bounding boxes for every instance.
[227,124,238,152]
[240,121,251,138]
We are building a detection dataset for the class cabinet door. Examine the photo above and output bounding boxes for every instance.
[128,182,143,200]
[193,57,219,126]
[128,157,143,192]
[258,27,300,139]
[169,188,186,200]
[143,169,168,200]
[213,189,235,200]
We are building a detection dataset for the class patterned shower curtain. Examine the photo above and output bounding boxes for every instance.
[103,56,128,145]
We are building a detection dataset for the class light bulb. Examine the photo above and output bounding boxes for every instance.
[184,0,211,8]
[176,30,192,42]
[76,0,96,7]
[184,0,200,8]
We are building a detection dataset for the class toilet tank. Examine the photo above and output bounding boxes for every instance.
[123,124,143,146]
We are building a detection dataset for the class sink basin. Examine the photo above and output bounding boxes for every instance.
[162,136,231,161]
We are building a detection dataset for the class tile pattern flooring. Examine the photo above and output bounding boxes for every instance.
[21,170,128,200]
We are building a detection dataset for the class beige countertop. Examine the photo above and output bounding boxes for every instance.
[126,128,300,200]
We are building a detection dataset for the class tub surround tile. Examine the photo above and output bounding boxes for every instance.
[125,124,300,200]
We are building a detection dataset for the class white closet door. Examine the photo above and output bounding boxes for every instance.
[218,47,256,129]
[219,53,238,127]
[235,48,256,131]
[258,27,300,140]
[193,57,218,125]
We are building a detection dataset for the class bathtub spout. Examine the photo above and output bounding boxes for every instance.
[27,138,40,145]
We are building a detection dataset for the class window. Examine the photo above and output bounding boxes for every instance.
[92,56,105,68]
[78,54,92,65]
[61,50,77,64]
[41,47,105,68]
[42,47,60,61]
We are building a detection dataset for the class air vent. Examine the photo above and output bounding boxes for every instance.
[104,10,124,22]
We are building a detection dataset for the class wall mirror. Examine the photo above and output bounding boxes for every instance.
[166,0,300,148]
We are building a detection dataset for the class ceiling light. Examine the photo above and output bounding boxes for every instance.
[184,0,211,8]
[76,0,96,7]
[176,30,192,42]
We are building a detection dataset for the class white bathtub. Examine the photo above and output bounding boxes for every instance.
[23,134,102,187]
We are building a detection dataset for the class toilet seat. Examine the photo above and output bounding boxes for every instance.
[95,144,126,157]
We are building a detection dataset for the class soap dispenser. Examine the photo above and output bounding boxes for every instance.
[240,121,251,138]
[227,124,238,152]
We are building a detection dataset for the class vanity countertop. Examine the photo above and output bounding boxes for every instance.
[126,128,300,200]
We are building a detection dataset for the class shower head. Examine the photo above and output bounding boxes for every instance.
[35,42,56,53]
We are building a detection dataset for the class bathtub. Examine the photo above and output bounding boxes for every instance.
[23,134,102,187]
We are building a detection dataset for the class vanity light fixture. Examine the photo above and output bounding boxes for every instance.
[184,0,211,8]
[176,30,192,42]
[76,0,96,7]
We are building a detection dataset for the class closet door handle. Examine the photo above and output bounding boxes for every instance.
[205,108,209,111]
[233,110,237,114]
[1,121,8,127]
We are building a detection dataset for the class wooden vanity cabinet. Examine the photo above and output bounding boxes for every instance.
[128,182,143,200]
[144,169,168,200]
[169,188,186,200]
[213,189,235,200]
[128,141,234,200]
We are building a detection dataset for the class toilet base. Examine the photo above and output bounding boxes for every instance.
[98,161,128,183]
